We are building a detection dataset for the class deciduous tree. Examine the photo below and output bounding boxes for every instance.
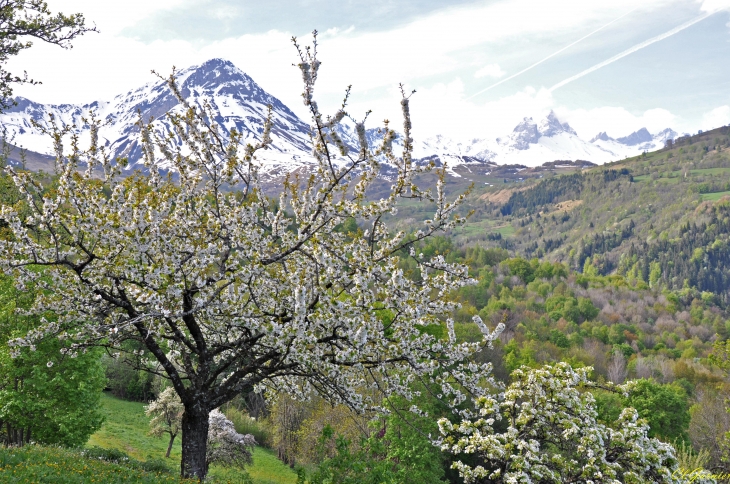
[145,387,184,458]
[0,275,105,447]
[0,32,501,479]
[206,408,256,469]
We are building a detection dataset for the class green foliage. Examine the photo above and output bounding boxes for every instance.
[0,340,106,447]
[440,363,684,483]
[500,172,586,216]
[296,384,449,484]
[593,389,624,425]
[624,379,691,443]
[103,349,156,402]
[81,446,173,474]
[617,201,730,296]
[305,413,447,484]
[0,275,106,447]
[446,253,724,391]
[505,257,535,283]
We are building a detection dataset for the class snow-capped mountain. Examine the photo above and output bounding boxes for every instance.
[0,59,314,174]
[589,127,678,160]
[484,112,678,166]
[490,112,612,165]
[0,58,680,176]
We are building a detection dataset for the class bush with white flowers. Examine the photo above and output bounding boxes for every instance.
[207,408,256,468]
[438,363,696,484]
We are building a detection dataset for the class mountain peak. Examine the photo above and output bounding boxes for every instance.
[504,112,578,151]
[653,128,678,143]
[199,58,236,69]
[539,110,577,137]
[590,132,612,143]
[180,58,255,90]
[509,117,540,150]
[616,128,653,146]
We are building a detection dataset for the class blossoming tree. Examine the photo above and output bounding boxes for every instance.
[145,387,184,458]
[0,32,501,479]
[146,388,255,466]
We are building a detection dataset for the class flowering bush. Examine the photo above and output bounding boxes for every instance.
[206,408,256,468]
[438,363,690,483]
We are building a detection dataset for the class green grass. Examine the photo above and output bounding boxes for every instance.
[691,168,730,175]
[633,168,730,184]
[449,216,515,240]
[88,393,171,461]
[87,392,297,483]
[0,445,187,483]
[496,224,515,237]
[701,190,730,201]
[216,450,298,484]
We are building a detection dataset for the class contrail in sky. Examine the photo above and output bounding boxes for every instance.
[467,7,639,100]
[549,10,717,92]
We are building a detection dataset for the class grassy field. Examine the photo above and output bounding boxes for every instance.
[88,392,297,483]
[496,224,515,237]
[691,167,730,175]
[633,168,730,184]
[701,190,730,201]
[0,445,188,483]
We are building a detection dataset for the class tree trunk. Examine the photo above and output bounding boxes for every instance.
[166,433,176,458]
[181,405,210,480]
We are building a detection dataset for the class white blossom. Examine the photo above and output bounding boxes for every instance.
[439,363,695,484]
[207,409,256,468]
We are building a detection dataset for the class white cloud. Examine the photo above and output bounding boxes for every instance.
[701,105,730,130]
[8,0,677,106]
[401,80,556,139]
[556,106,677,138]
[698,0,730,12]
[211,5,242,20]
[2,0,719,145]
[474,64,505,79]
[50,0,186,34]
[409,81,682,141]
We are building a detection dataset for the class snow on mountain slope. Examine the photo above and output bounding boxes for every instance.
[0,58,680,176]
[488,111,679,167]
[497,131,616,166]
[590,127,678,161]
[0,59,315,173]
[492,112,617,166]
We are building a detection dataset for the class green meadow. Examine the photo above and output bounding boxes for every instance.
[0,393,297,483]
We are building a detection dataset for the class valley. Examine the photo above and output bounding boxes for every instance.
[2,6,730,481]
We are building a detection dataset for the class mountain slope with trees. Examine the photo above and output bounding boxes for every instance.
[442,125,730,302]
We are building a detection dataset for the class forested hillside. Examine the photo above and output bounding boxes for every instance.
[423,125,730,305]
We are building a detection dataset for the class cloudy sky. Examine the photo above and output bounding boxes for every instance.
[7,0,730,140]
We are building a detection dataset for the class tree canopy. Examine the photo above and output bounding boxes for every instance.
[0,274,105,447]
[438,363,685,484]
